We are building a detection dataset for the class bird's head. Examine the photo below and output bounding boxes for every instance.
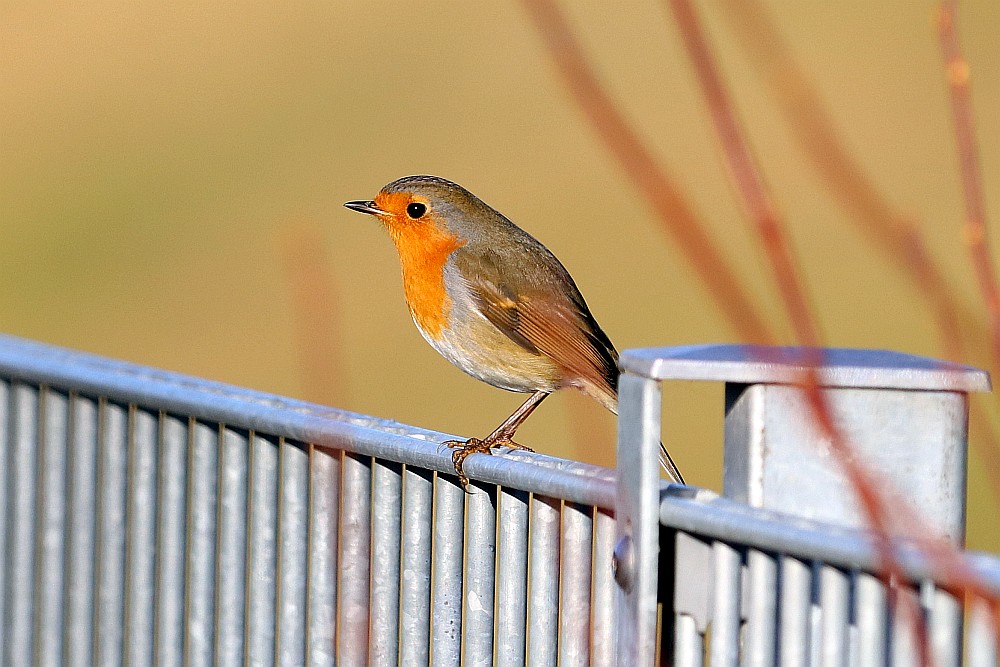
[345,175,501,244]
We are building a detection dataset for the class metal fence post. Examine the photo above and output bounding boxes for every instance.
[615,371,663,667]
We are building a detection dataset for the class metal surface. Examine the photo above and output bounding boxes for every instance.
[463,481,497,666]
[560,502,593,666]
[724,383,970,541]
[0,335,623,664]
[399,464,432,667]
[528,494,560,667]
[621,344,991,391]
[624,344,998,665]
[496,487,529,666]
[1,335,999,664]
[615,372,663,667]
[370,458,402,665]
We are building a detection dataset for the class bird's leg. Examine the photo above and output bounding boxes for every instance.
[444,390,549,488]
[482,389,549,448]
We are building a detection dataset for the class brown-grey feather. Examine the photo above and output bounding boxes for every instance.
[454,243,619,404]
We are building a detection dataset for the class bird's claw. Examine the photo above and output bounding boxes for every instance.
[442,436,535,490]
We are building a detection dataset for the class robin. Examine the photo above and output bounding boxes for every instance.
[345,175,684,488]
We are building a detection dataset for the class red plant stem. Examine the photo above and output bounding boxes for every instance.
[666,0,818,349]
[937,1,1000,375]
[717,0,966,363]
[278,219,344,407]
[666,1,950,658]
[518,0,773,345]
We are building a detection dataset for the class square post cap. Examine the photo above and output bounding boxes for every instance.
[620,344,991,393]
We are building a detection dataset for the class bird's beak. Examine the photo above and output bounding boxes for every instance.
[344,200,389,216]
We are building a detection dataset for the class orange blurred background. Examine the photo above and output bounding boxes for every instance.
[2,2,998,551]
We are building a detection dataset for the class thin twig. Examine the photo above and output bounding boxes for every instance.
[519,0,773,344]
[277,219,345,407]
[667,1,1000,658]
[717,0,966,363]
[937,0,1000,377]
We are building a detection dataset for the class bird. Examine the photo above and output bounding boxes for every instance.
[345,175,684,488]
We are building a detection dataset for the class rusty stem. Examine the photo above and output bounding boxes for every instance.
[937,0,1000,638]
[277,219,345,408]
[668,0,1000,656]
[718,0,966,364]
[518,0,773,345]
[665,0,818,349]
[937,1,1000,381]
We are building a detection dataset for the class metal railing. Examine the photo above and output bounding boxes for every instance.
[0,335,619,666]
[661,488,1000,666]
[1,334,999,666]
[618,344,1000,667]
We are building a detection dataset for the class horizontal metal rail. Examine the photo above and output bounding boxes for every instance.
[0,335,615,509]
[0,334,618,666]
[660,485,1000,595]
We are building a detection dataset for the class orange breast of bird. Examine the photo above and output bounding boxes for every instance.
[377,194,466,339]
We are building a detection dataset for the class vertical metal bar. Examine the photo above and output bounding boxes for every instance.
[745,548,777,666]
[155,412,188,666]
[432,473,465,667]
[0,380,8,659]
[709,541,742,667]
[528,494,560,667]
[307,444,341,667]
[929,584,961,667]
[246,432,279,665]
[3,383,38,666]
[496,487,529,667]
[184,419,219,667]
[277,439,309,666]
[889,583,919,667]
[779,555,812,667]
[370,458,402,666]
[463,481,497,666]
[94,399,128,667]
[674,614,703,667]
[615,373,662,667]
[125,406,158,667]
[820,564,849,667]
[592,508,617,667]
[560,502,593,666]
[967,596,998,667]
[63,393,98,666]
[215,426,249,665]
[338,452,372,665]
[855,571,887,666]
[399,465,432,667]
[35,388,68,666]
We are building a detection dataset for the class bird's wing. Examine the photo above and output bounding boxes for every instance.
[454,247,619,400]
[453,246,686,484]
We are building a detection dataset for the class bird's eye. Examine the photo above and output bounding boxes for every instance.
[406,202,427,219]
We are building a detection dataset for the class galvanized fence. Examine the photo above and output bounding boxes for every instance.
[1,334,999,666]
[619,344,1000,667]
[0,335,619,666]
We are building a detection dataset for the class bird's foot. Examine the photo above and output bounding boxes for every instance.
[443,436,534,489]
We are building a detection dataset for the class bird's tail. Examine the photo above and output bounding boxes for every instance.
[584,378,686,485]
[659,443,685,485]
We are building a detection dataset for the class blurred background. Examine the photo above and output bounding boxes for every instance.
[3,2,998,551]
